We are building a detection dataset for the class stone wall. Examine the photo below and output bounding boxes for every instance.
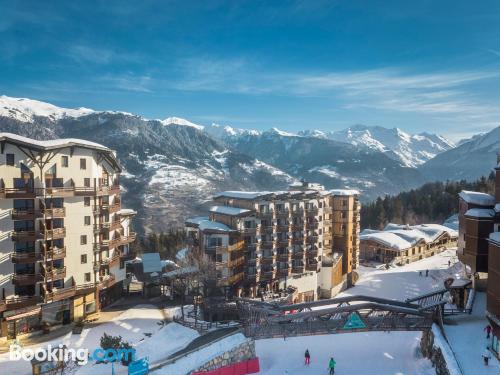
[421,328,461,375]
[190,338,256,373]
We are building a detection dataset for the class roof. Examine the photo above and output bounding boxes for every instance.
[198,220,233,232]
[361,222,458,250]
[489,232,500,245]
[328,189,360,196]
[210,205,252,216]
[0,132,110,152]
[495,203,500,213]
[185,216,209,226]
[118,208,137,216]
[458,190,495,207]
[465,208,495,218]
[142,253,162,273]
[214,191,273,200]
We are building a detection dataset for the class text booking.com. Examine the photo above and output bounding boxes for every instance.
[10,344,136,365]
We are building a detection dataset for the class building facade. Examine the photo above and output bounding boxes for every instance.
[0,133,135,338]
[185,183,360,302]
[360,223,458,266]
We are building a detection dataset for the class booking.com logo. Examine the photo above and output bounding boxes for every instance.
[10,344,136,365]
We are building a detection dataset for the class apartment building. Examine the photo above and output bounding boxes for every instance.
[185,182,360,302]
[0,133,135,338]
[360,223,458,265]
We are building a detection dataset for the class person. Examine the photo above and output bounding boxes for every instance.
[483,347,492,366]
[425,269,429,277]
[304,349,311,365]
[484,324,492,339]
[419,270,422,276]
[448,260,451,267]
[329,357,336,374]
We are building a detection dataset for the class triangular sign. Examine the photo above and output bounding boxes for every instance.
[342,311,366,330]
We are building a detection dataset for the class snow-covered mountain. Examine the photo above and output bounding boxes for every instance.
[300,125,455,168]
[206,123,455,168]
[419,125,500,181]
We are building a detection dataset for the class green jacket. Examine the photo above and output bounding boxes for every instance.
[329,359,336,368]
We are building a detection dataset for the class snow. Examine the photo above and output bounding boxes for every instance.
[151,333,248,375]
[160,117,204,130]
[256,331,434,375]
[0,132,109,151]
[176,247,188,261]
[465,208,496,218]
[488,232,500,244]
[444,292,500,374]
[214,191,273,200]
[431,325,462,375]
[185,216,209,226]
[198,220,233,232]
[0,95,94,123]
[268,127,298,137]
[118,208,137,216]
[443,214,459,231]
[459,191,495,206]
[0,305,183,375]
[329,189,360,196]
[210,205,252,216]
[360,231,413,250]
[495,203,500,213]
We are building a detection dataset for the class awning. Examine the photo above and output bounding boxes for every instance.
[5,307,41,321]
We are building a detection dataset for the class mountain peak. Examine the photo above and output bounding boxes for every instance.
[160,117,204,130]
[267,127,298,137]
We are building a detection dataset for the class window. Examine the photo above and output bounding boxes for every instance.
[84,272,91,282]
[61,156,68,167]
[84,178,90,187]
[6,154,14,166]
[81,254,87,264]
[80,158,86,170]
[80,235,87,245]
[84,216,91,226]
[84,197,90,206]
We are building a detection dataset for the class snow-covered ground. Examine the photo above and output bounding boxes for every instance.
[0,304,199,375]
[256,331,434,375]
[445,292,500,374]
[253,249,468,375]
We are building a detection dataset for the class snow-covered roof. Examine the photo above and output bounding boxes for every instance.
[495,203,500,213]
[0,132,110,151]
[442,214,459,231]
[458,190,495,207]
[488,232,500,244]
[360,232,412,251]
[214,191,273,200]
[118,208,137,216]
[329,189,360,196]
[210,205,252,216]
[464,208,495,218]
[185,216,209,226]
[199,220,232,232]
[361,222,457,250]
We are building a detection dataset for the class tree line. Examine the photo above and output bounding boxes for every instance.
[361,172,496,230]
[131,229,186,260]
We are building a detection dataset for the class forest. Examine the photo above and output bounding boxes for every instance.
[361,172,496,229]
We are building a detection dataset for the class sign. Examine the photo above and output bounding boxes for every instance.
[342,312,366,330]
[128,357,149,375]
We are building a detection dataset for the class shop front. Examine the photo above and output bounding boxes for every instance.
[41,300,72,327]
[2,306,41,339]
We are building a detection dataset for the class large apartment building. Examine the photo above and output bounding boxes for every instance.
[0,133,135,338]
[185,182,360,302]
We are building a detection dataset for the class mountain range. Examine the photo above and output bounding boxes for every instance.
[0,95,498,233]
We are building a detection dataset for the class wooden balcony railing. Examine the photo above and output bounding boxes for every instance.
[41,207,66,218]
[4,187,36,199]
[43,246,66,260]
[228,241,245,252]
[11,251,43,263]
[228,257,245,268]
[75,184,120,197]
[75,283,96,295]
[11,230,42,241]
[12,273,44,285]
[0,296,41,312]
[43,285,76,302]
[41,267,66,281]
[44,227,66,240]
[43,186,75,197]
[11,208,42,220]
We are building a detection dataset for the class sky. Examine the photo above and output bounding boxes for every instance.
[1,0,500,141]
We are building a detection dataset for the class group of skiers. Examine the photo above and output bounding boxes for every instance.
[418,269,430,277]
[482,325,493,366]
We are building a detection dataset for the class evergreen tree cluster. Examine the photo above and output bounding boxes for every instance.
[131,229,186,260]
[361,172,496,230]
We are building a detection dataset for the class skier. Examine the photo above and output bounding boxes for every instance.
[482,347,492,366]
[304,349,311,365]
[425,269,429,277]
[419,271,422,277]
[448,260,451,267]
[328,357,336,374]
[484,324,492,339]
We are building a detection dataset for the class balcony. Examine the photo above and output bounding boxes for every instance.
[292,266,304,274]
[43,285,76,302]
[75,283,96,295]
[261,240,275,248]
[44,186,75,197]
[94,220,122,234]
[12,273,44,286]
[228,241,245,252]
[99,273,116,289]
[277,252,290,261]
[11,230,42,242]
[260,271,274,281]
[291,251,304,259]
[100,233,136,250]
[305,207,319,215]
[306,222,319,230]
[228,257,245,268]
[306,262,318,271]
[245,273,258,283]
[11,251,42,264]
[275,224,290,232]
[41,207,66,218]
[4,187,36,199]
[0,296,42,313]
[43,246,66,260]
[306,235,319,243]
[276,238,290,246]
[11,208,42,220]
[93,201,121,214]
[75,184,120,197]
[306,248,319,257]
[257,210,274,219]
[42,266,66,281]
[243,227,257,234]
[278,268,290,277]
[44,227,66,240]
[275,209,290,217]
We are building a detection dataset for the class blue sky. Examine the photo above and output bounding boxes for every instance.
[1,0,500,140]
